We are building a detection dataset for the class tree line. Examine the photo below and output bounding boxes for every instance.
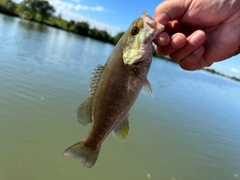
[0,0,124,44]
[1,0,240,83]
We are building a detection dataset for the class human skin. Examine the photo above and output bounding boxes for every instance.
[154,0,240,70]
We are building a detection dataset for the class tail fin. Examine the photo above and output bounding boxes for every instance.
[62,141,100,168]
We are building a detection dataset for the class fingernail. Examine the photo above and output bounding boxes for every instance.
[154,13,168,25]
[159,36,168,46]
[190,31,205,45]
[171,35,185,48]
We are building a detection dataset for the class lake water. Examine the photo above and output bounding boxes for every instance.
[0,14,240,180]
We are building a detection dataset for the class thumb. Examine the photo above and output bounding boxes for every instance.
[154,0,191,25]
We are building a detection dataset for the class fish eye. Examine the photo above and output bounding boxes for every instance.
[131,27,139,36]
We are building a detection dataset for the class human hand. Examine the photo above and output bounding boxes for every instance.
[154,0,240,70]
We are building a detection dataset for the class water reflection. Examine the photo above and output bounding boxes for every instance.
[1,13,15,23]
[17,19,49,33]
[0,14,113,68]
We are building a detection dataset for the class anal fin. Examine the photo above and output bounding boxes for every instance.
[76,97,92,126]
[112,115,129,141]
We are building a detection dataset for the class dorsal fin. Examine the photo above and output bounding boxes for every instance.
[89,64,104,96]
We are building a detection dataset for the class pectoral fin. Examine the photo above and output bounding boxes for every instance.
[133,68,153,97]
[143,79,154,97]
[76,97,92,126]
[112,115,129,141]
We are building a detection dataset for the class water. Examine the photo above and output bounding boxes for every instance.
[0,14,240,180]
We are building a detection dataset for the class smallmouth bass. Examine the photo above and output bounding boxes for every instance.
[63,12,164,168]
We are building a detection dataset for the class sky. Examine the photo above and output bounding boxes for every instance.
[14,0,240,78]
[14,0,158,34]
[46,0,163,35]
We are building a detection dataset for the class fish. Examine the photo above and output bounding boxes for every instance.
[62,12,164,168]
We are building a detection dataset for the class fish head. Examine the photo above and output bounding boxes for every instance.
[123,12,164,65]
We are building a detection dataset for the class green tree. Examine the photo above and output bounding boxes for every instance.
[0,0,16,13]
[97,30,111,42]
[69,20,75,25]
[89,28,112,43]
[67,20,75,30]
[74,21,89,36]
[112,31,124,45]
[20,0,55,21]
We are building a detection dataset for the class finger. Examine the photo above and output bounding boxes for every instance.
[179,46,207,70]
[153,32,170,46]
[154,33,186,56]
[154,0,192,24]
[170,30,206,61]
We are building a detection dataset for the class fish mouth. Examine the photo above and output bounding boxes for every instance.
[141,12,164,36]
[122,12,164,66]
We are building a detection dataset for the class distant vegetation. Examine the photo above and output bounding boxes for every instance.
[1,0,240,83]
[164,56,240,82]
[0,0,124,44]
[203,68,240,82]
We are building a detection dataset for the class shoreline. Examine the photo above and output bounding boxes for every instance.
[0,1,239,83]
